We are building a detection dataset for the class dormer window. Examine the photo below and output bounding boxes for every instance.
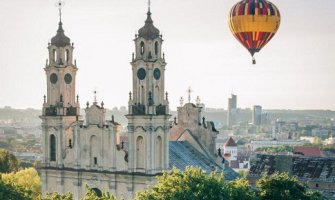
[140,41,145,55]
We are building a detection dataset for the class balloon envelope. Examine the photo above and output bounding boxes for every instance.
[228,0,281,62]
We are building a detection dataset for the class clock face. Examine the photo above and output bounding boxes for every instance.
[50,73,58,84]
[137,68,146,80]
[64,73,72,84]
[153,68,161,80]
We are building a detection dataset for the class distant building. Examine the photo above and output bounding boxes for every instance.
[170,102,219,157]
[248,154,335,199]
[312,128,329,137]
[223,137,238,161]
[250,139,303,151]
[252,105,262,126]
[227,94,237,128]
[324,136,335,145]
[293,146,324,157]
[300,136,315,143]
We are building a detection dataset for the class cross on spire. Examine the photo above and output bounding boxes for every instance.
[93,89,98,104]
[148,0,151,12]
[187,87,193,103]
[55,1,65,23]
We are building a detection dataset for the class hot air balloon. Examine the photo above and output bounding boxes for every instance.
[228,0,281,64]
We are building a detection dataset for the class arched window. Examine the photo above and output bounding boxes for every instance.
[155,42,159,55]
[91,188,102,197]
[155,136,162,169]
[140,41,145,55]
[65,49,70,63]
[53,49,57,62]
[136,136,144,169]
[154,85,160,104]
[90,135,99,166]
[50,134,56,161]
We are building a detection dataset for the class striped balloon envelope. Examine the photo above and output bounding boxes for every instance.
[228,0,281,64]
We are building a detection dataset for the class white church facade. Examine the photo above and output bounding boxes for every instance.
[39,4,237,200]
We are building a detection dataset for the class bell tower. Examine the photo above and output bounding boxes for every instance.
[40,2,79,168]
[43,22,79,116]
[126,4,170,174]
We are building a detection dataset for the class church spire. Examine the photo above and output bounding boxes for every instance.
[51,1,70,47]
[138,0,160,40]
[148,0,151,13]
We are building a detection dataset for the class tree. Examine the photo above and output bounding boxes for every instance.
[226,178,258,200]
[80,187,118,200]
[0,149,19,173]
[135,167,228,200]
[0,178,33,200]
[257,172,327,200]
[1,167,41,199]
[41,192,73,200]
[254,145,293,154]
[0,141,12,149]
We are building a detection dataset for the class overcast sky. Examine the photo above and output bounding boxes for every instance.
[0,0,334,110]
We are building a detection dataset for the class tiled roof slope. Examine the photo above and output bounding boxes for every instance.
[169,141,238,180]
[293,146,324,157]
[292,157,335,179]
[249,154,335,180]
[224,137,237,147]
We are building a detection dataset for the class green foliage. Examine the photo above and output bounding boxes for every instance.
[226,178,258,200]
[256,172,327,200]
[0,141,12,149]
[135,167,328,200]
[254,145,293,153]
[0,178,33,200]
[236,137,248,145]
[0,149,19,173]
[19,161,34,169]
[135,167,227,200]
[41,192,73,200]
[1,167,41,199]
[321,144,335,153]
[81,186,118,200]
[238,170,249,178]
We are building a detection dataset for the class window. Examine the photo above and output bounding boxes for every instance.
[68,139,72,148]
[140,41,145,55]
[53,49,56,62]
[90,135,99,166]
[155,42,159,55]
[92,188,102,197]
[65,49,70,62]
[50,135,56,161]
[136,136,144,169]
[155,136,162,169]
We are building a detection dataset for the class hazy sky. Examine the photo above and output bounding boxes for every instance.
[0,0,334,110]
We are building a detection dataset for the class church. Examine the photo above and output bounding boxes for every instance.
[39,3,238,199]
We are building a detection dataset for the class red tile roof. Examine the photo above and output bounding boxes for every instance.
[224,137,237,147]
[293,146,323,157]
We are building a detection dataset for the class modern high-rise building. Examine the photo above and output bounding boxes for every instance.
[252,105,262,126]
[227,94,237,128]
